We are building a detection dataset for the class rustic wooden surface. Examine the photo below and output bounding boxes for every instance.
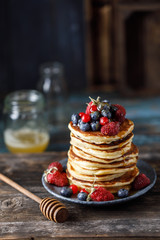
[0,147,160,239]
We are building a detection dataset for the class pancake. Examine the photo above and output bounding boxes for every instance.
[71,145,138,163]
[68,147,138,169]
[70,132,134,150]
[67,166,139,193]
[68,119,134,144]
[67,116,139,194]
[71,140,132,160]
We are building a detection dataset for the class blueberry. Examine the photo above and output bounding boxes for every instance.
[90,111,100,121]
[77,192,88,201]
[71,113,80,125]
[79,122,90,131]
[78,118,82,127]
[102,100,111,108]
[101,109,112,119]
[91,121,100,131]
[97,103,104,111]
[117,189,129,198]
[60,187,73,197]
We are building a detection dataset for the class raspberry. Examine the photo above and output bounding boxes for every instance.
[82,113,91,123]
[101,122,120,136]
[113,104,126,123]
[47,171,68,187]
[132,173,150,190]
[91,187,114,201]
[48,162,63,172]
[85,101,93,114]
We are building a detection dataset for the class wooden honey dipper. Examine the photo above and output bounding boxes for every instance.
[0,173,68,223]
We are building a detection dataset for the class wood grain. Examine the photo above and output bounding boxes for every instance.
[0,150,159,239]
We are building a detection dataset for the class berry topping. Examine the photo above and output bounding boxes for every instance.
[46,170,68,187]
[70,96,128,132]
[117,189,129,198]
[82,113,91,123]
[77,192,88,201]
[48,161,63,172]
[132,173,150,190]
[113,104,126,123]
[90,121,100,131]
[100,117,109,125]
[79,122,90,131]
[101,109,112,119]
[71,113,80,125]
[85,101,93,115]
[79,112,85,118]
[91,187,114,201]
[60,186,73,197]
[69,184,78,194]
[90,105,98,112]
[80,189,89,194]
[90,111,100,121]
[101,122,120,136]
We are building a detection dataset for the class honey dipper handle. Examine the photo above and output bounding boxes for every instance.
[0,173,42,204]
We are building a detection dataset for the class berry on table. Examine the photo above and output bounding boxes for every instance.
[117,189,129,198]
[91,187,114,201]
[79,122,90,131]
[90,121,100,131]
[82,113,91,123]
[79,112,85,118]
[100,117,109,125]
[80,189,89,194]
[48,162,63,172]
[71,113,80,125]
[90,111,100,121]
[60,187,73,197]
[132,173,150,190]
[46,171,68,187]
[69,184,78,194]
[101,121,120,136]
[77,192,88,201]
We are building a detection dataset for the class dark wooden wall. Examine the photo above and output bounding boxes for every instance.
[0,0,86,93]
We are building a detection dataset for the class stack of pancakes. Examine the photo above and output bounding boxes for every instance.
[67,119,139,193]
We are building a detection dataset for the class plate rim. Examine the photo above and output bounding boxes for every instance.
[42,159,157,206]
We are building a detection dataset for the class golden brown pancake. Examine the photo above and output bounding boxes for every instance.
[67,118,139,194]
[68,119,134,144]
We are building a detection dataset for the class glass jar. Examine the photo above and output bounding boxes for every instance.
[3,90,49,153]
[37,62,68,130]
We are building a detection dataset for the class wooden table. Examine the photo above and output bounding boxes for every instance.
[0,146,160,240]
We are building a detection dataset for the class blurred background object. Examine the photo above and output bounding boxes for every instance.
[3,90,49,153]
[37,61,68,132]
[0,0,160,152]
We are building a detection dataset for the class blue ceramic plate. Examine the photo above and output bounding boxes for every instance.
[42,159,157,206]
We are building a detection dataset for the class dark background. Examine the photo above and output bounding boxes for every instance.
[0,0,86,93]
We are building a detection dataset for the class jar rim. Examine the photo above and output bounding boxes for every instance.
[4,90,44,112]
